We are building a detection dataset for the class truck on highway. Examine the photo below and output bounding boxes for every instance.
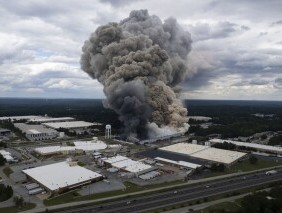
[265,170,277,175]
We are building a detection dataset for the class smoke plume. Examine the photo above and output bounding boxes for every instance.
[81,9,192,139]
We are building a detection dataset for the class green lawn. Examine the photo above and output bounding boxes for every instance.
[44,180,185,206]
[0,203,36,213]
[195,201,241,213]
[3,167,13,177]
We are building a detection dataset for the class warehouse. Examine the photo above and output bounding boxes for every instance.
[28,117,75,124]
[209,139,282,155]
[0,128,12,137]
[154,157,202,169]
[73,140,107,152]
[159,143,247,165]
[22,160,103,194]
[34,146,83,156]
[0,115,44,121]
[14,123,58,141]
[43,121,96,134]
[102,155,155,176]
[0,150,17,163]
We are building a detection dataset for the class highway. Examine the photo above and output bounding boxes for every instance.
[57,169,282,213]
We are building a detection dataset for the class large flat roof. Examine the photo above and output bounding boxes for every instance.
[191,147,246,164]
[210,139,282,154]
[73,141,107,151]
[22,161,102,191]
[29,117,75,123]
[0,116,44,121]
[103,155,153,173]
[43,121,95,129]
[160,143,208,155]
[103,155,129,164]
[34,146,77,154]
[124,162,152,173]
[14,123,57,134]
[155,157,202,169]
[159,143,247,164]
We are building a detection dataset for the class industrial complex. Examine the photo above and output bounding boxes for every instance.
[0,113,282,213]
[22,160,103,193]
[159,143,247,165]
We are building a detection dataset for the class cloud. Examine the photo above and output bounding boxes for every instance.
[0,0,281,100]
[188,21,249,41]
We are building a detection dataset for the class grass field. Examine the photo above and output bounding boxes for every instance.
[0,203,36,213]
[194,201,241,213]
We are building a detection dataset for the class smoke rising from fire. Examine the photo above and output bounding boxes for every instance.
[81,9,193,139]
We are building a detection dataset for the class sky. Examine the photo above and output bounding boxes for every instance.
[0,0,281,100]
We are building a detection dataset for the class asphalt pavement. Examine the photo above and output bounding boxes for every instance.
[57,168,282,213]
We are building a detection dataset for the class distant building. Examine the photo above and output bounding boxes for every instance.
[14,123,58,141]
[209,139,282,155]
[28,117,75,124]
[0,116,45,122]
[0,150,17,163]
[0,128,12,137]
[43,121,99,134]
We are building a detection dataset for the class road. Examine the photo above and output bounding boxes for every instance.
[57,168,282,213]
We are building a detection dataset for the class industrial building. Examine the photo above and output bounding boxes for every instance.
[34,146,83,156]
[0,128,12,137]
[28,117,75,124]
[154,157,202,169]
[14,123,58,141]
[34,139,107,156]
[73,140,107,152]
[209,139,282,155]
[0,150,17,163]
[101,155,155,176]
[0,115,45,121]
[159,143,247,165]
[22,160,103,193]
[43,121,98,134]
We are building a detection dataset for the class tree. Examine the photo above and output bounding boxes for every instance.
[249,156,258,164]
[0,154,6,166]
[0,184,13,201]
[13,196,24,208]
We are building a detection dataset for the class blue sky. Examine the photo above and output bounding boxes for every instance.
[0,0,282,100]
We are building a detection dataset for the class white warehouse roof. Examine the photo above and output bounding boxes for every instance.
[103,155,129,164]
[103,155,153,174]
[0,116,44,121]
[160,143,208,155]
[124,162,152,173]
[159,143,246,165]
[191,147,246,164]
[22,161,102,191]
[14,123,57,135]
[43,121,95,129]
[34,146,77,155]
[155,157,202,169]
[210,139,282,154]
[0,150,15,162]
[29,117,75,123]
[73,141,107,151]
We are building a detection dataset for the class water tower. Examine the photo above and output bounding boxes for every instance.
[105,125,111,139]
